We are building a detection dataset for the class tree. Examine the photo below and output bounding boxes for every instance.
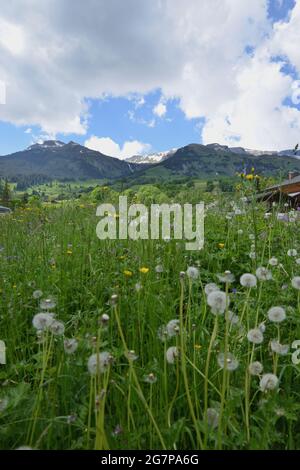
[1,180,11,206]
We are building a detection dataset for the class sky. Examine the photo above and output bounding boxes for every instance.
[0,0,300,159]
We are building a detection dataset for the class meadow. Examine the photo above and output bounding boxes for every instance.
[1,182,300,450]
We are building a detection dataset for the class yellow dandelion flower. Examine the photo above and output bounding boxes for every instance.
[139,267,149,274]
[124,270,133,277]
[218,243,225,249]
[246,174,254,180]
[67,250,73,255]
[194,344,202,350]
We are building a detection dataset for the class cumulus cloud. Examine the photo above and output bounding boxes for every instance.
[84,136,151,159]
[153,101,167,118]
[0,0,300,149]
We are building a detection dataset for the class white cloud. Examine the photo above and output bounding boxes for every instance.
[84,136,151,159]
[153,101,167,118]
[24,127,32,134]
[0,0,300,149]
[0,79,5,104]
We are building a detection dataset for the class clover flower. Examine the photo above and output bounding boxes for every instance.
[88,352,113,375]
[207,291,228,315]
[165,346,180,364]
[259,373,279,392]
[267,306,286,323]
[217,352,239,371]
[240,273,257,288]
[247,328,264,344]
[248,361,263,376]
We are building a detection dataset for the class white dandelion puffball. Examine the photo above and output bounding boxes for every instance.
[33,290,43,299]
[288,249,298,257]
[50,320,65,336]
[291,276,300,290]
[39,297,56,310]
[258,322,266,333]
[240,273,257,288]
[32,313,54,331]
[267,306,286,323]
[207,291,228,315]
[155,265,164,273]
[238,229,243,235]
[270,340,289,356]
[157,325,168,342]
[205,408,219,429]
[249,252,256,260]
[256,267,272,281]
[247,328,264,344]
[248,361,263,376]
[166,346,180,364]
[268,257,278,266]
[228,311,239,325]
[126,350,138,361]
[249,234,255,240]
[217,352,239,371]
[88,352,113,375]
[64,338,78,354]
[296,259,300,265]
[186,266,199,280]
[217,271,235,283]
[166,319,180,337]
[259,373,279,392]
[204,283,220,296]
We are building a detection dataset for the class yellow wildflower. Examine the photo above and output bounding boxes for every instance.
[124,270,133,277]
[139,267,149,274]
[218,243,225,249]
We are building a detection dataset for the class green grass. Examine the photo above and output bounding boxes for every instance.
[1,188,300,450]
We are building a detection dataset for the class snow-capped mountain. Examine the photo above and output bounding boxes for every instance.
[126,148,177,164]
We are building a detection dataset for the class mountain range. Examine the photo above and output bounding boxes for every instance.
[1,140,300,183]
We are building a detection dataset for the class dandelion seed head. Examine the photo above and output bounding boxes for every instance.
[248,361,263,376]
[207,291,228,315]
[39,297,56,310]
[88,352,113,375]
[247,328,264,344]
[64,338,78,354]
[260,373,279,392]
[217,271,235,283]
[32,290,43,299]
[166,319,180,337]
[292,276,300,290]
[269,257,278,266]
[204,283,220,296]
[186,266,199,280]
[270,340,289,355]
[256,267,272,281]
[32,312,54,331]
[217,352,239,371]
[205,408,219,429]
[126,350,138,361]
[267,306,286,323]
[144,373,157,384]
[240,273,257,288]
[50,320,65,336]
[288,249,298,257]
[155,265,164,273]
[166,346,180,364]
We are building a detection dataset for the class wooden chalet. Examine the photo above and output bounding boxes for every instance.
[256,171,300,208]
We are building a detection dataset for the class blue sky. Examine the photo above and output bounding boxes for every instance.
[0,0,300,158]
